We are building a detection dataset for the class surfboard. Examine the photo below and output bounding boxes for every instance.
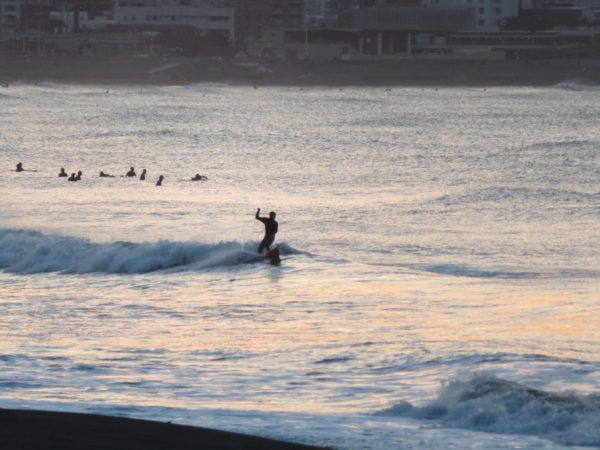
[266,247,281,265]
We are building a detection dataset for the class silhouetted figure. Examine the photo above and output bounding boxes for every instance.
[75,170,82,181]
[140,169,147,181]
[191,174,208,181]
[68,173,77,181]
[155,175,164,186]
[15,162,36,173]
[58,168,68,177]
[126,167,136,177]
[99,171,114,178]
[255,208,278,254]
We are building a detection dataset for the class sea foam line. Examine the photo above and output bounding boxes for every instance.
[378,372,600,447]
[0,228,292,275]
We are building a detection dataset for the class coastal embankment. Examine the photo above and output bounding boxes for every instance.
[1,54,600,86]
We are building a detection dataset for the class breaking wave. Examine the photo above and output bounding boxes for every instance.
[379,372,600,447]
[0,228,293,275]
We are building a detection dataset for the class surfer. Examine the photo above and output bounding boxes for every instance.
[191,174,207,181]
[58,168,68,177]
[140,169,147,181]
[15,163,37,173]
[99,171,114,177]
[75,170,82,181]
[125,167,136,177]
[255,208,278,254]
[67,173,77,181]
[156,175,164,186]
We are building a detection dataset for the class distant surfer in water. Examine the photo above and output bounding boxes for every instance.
[191,174,207,181]
[126,167,136,177]
[15,162,37,173]
[99,171,114,177]
[255,208,278,254]
[75,170,82,181]
[156,175,164,186]
[140,169,147,181]
[68,173,77,181]
[58,168,68,177]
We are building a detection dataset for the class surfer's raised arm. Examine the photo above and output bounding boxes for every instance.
[255,208,278,254]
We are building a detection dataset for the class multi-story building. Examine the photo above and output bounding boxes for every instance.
[305,0,331,26]
[113,0,235,43]
[0,0,21,33]
[225,0,304,43]
[421,0,520,31]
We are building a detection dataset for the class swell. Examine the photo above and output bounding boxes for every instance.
[0,228,294,275]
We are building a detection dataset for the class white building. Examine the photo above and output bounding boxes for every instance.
[113,0,235,43]
[0,0,20,33]
[422,0,520,31]
[48,10,117,32]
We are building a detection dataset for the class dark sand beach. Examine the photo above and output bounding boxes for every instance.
[0,408,331,450]
[1,54,600,86]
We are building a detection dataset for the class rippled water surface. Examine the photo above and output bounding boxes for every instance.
[0,83,599,449]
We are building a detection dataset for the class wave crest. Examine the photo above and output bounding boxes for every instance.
[379,372,600,447]
[0,228,293,274]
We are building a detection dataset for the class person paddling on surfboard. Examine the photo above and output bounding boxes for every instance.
[255,208,278,254]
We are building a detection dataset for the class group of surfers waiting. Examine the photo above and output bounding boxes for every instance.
[15,162,208,186]
[15,162,278,258]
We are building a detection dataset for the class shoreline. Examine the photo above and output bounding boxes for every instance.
[2,55,600,87]
[0,408,332,450]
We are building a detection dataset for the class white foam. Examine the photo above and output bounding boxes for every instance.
[379,372,600,447]
[0,228,297,274]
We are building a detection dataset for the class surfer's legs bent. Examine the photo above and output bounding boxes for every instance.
[257,234,275,253]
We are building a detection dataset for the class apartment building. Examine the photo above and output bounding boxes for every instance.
[421,0,520,31]
[0,0,20,32]
[113,0,235,42]
[225,0,304,43]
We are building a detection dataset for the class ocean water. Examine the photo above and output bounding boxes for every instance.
[0,82,599,449]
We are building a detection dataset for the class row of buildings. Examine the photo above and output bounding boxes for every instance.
[1,0,600,59]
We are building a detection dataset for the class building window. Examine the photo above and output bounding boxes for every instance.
[478,18,485,25]
[478,7,485,13]
[495,6,502,13]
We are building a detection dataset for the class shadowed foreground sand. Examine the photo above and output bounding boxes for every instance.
[0,408,331,450]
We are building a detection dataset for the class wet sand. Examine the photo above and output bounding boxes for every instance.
[0,408,331,450]
[1,55,599,86]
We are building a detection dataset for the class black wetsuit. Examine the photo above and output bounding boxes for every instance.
[256,216,278,253]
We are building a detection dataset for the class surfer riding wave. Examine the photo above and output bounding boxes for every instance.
[255,208,278,254]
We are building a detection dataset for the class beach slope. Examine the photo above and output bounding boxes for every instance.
[0,408,331,450]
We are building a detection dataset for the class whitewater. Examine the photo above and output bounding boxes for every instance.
[0,82,599,449]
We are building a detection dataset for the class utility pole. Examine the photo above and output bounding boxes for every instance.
[304,0,309,58]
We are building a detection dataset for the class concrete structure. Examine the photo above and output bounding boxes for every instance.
[305,0,331,26]
[225,0,304,43]
[113,0,235,43]
[0,0,21,33]
[421,0,520,31]
[353,6,476,31]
